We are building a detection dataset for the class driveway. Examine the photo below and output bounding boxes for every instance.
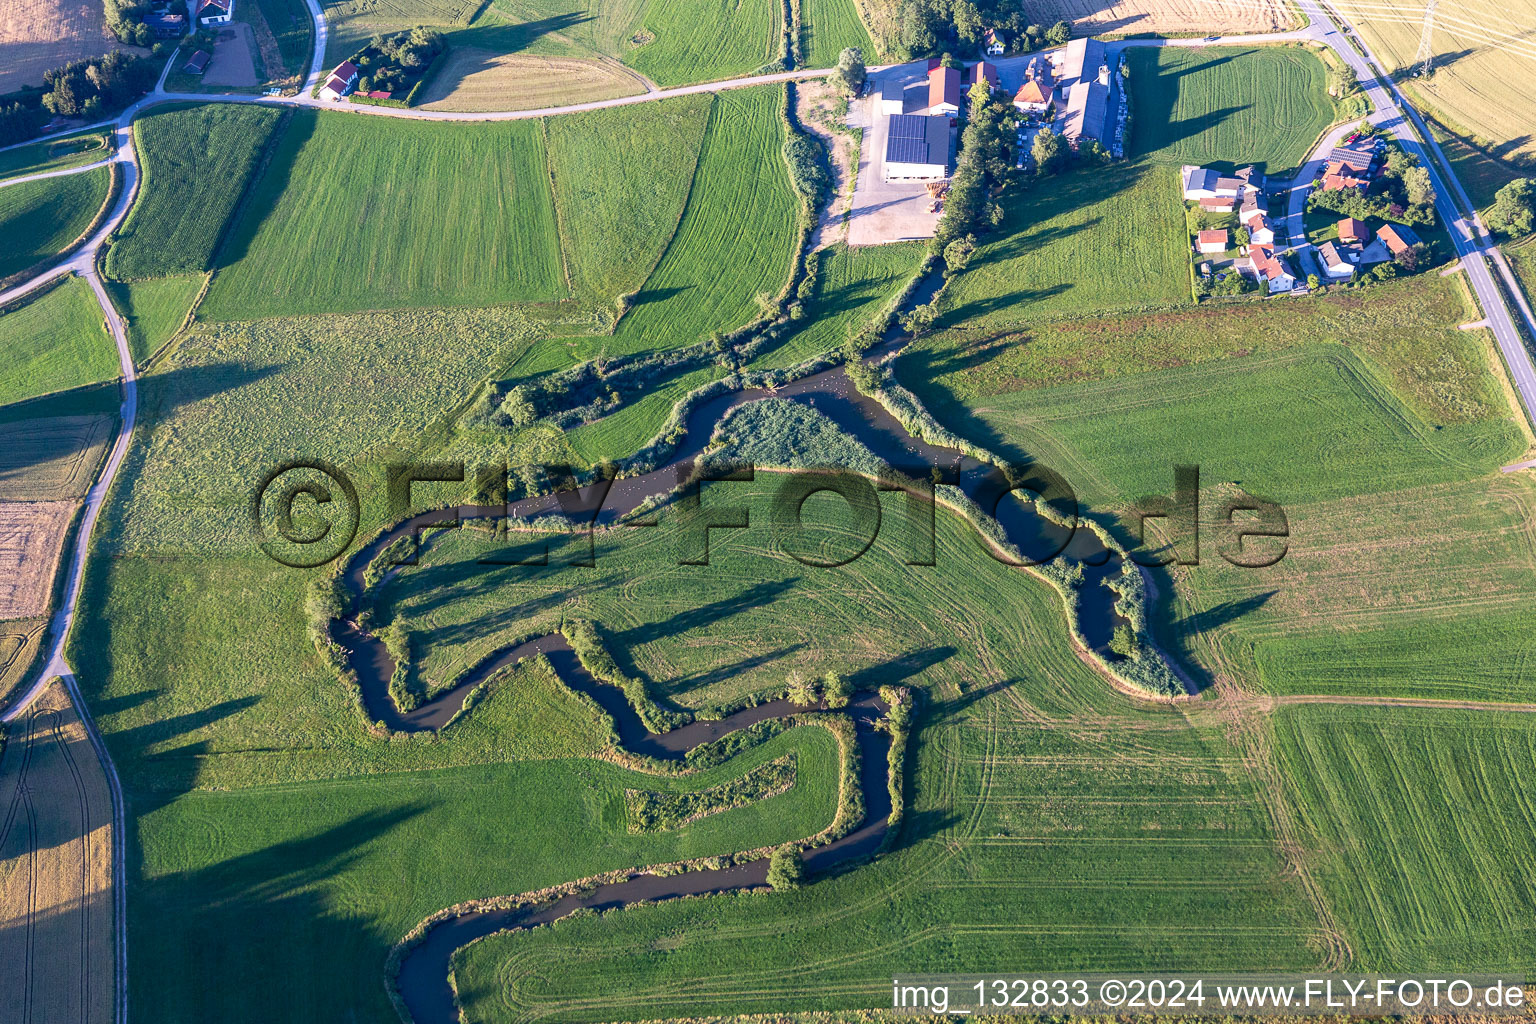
[846,63,950,245]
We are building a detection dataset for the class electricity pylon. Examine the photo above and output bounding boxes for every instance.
[1413,0,1438,76]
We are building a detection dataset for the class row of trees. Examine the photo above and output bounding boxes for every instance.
[0,103,45,147]
[1487,178,1535,238]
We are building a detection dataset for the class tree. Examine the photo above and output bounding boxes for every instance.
[822,671,853,708]
[1487,178,1535,237]
[1045,20,1071,45]
[952,0,984,42]
[967,76,990,109]
[1077,138,1110,165]
[499,386,538,427]
[767,846,805,890]
[1109,624,1139,660]
[1031,129,1066,175]
[1307,273,1322,290]
[900,303,938,337]
[943,234,976,273]
[828,47,865,97]
[1401,165,1434,208]
[941,52,962,69]
[786,670,820,706]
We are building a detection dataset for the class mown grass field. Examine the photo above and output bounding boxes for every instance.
[105,275,205,365]
[625,0,782,86]
[0,167,111,282]
[0,130,111,183]
[1128,46,1337,175]
[0,276,118,408]
[317,0,480,64]
[1334,0,1536,165]
[1274,704,1536,968]
[750,241,926,370]
[938,162,1190,327]
[253,0,312,75]
[801,0,875,67]
[597,87,800,355]
[106,104,286,280]
[545,95,712,301]
[417,50,648,111]
[203,111,565,319]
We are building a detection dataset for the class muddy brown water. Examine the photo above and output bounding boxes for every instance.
[337,346,1141,1022]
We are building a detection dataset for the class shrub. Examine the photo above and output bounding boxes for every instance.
[766,846,805,890]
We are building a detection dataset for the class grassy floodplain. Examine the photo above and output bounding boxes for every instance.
[0,277,118,407]
[106,104,286,280]
[204,111,565,319]
[0,167,111,282]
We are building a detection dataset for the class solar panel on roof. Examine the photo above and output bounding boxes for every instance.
[888,115,927,140]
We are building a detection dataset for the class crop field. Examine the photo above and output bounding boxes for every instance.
[0,413,113,502]
[1128,46,1336,175]
[1015,0,1295,37]
[0,167,111,283]
[417,50,648,111]
[801,0,875,67]
[0,277,117,408]
[936,162,1189,328]
[469,0,650,61]
[1424,117,1525,211]
[1274,704,1536,967]
[203,112,565,319]
[105,275,205,364]
[749,241,927,370]
[0,501,76,619]
[1332,0,1536,164]
[0,130,111,183]
[0,617,46,709]
[106,105,286,281]
[595,87,799,357]
[0,680,115,1024]
[0,0,137,92]
[317,0,479,63]
[545,95,712,301]
[626,0,782,87]
[253,0,312,75]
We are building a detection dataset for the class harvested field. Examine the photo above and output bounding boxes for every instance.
[0,415,113,502]
[1334,0,1536,164]
[0,679,115,1024]
[0,0,140,92]
[0,618,46,710]
[1018,0,1295,37]
[0,502,76,619]
[418,51,647,112]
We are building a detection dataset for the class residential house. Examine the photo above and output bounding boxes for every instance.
[1239,196,1264,225]
[1377,222,1421,256]
[1329,145,1377,175]
[928,66,961,116]
[195,0,231,24]
[318,59,360,101]
[1232,165,1265,190]
[1337,217,1370,244]
[1012,56,1053,113]
[880,78,907,116]
[1182,165,1245,201]
[983,28,1006,56]
[884,113,951,181]
[1197,229,1230,254]
[182,49,211,74]
[1247,215,1277,246]
[144,11,186,36]
[1318,241,1355,278]
[1322,162,1369,192]
[1249,245,1298,292]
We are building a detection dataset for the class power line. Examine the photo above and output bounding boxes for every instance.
[1413,0,1438,75]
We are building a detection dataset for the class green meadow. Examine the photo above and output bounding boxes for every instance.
[105,275,205,365]
[0,167,111,281]
[0,277,118,407]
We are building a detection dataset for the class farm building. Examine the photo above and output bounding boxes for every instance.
[965,61,999,92]
[1337,218,1370,244]
[1197,229,1229,254]
[1013,56,1053,112]
[984,28,1006,55]
[884,113,951,181]
[1055,38,1120,152]
[1377,222,1421,256]
[880,78,907,115]
[195,0,231,24]
[183,49,211,74]
[1318,241,1356,278]
[928,66,961,117]
[319,60,360,101]
[1200,196,1235,213]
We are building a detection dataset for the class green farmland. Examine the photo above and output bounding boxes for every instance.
[0,167,111,282]
[0,130,111,183]
[626,0,782,87]
[105,275,205,364]
[203,112,565,319]
[107,104,286,280]
[1129,45,1338,174]
[0,277,118,407]
[801,0,876,66]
